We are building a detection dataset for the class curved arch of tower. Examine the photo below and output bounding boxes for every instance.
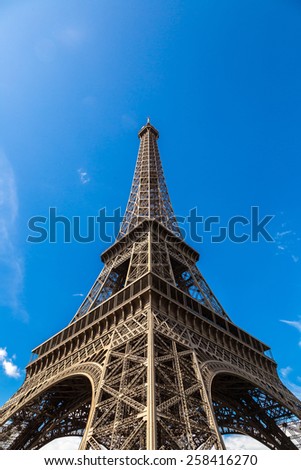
[0,121,300,450]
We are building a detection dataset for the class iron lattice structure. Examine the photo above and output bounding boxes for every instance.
[0,121,301,450]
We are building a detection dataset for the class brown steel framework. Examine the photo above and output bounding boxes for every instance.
[0,121,300,450]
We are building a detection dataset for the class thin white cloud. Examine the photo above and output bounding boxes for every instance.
[0,151,27,320]
[279,366,301,400]
[41,436,81,450]
[274,220,299,263]
[121,114,139,130]
[0,347,7,361]
[284,381,301,400]
[35,25,86,63]
[280,366,293,379]
[72,293,84,297]
[281,319,301,333]
[77,168,90,185]
[82,95,97,108]
[35,39,56,63]
[56,27,85,48]
[276,230,293,237]
[281,318,301,349]
[224,435,267,450]
[0,154,18,231]
[0,347,20,379]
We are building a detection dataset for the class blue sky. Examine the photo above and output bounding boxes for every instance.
[0,0,301,447]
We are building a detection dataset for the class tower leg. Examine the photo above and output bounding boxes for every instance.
[192,352,225,450]
[147,310,157,449]
[211,371,301,450]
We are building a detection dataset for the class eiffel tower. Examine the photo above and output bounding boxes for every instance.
[1,120,301,450]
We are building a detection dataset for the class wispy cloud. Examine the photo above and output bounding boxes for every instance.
[55,27,86,48]
[35,25,86,63]
[82,96,97,108]
[224,435,267,450]
[0,347,21,379]
[72,293,84,297]
[0,348,7,361]
[0,151,27,320]
[274,219,299,263]
[121,114,139,130]
[77,168,90,185]
[280,366,293,379]
[276,230,293,237]
[280,318,301,333]
[285,380,301,400]
[280,318,301,347]
[42,436,81,450]
[279,366,301,400]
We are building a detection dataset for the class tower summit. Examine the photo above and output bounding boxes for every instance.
[0,122,301,450]
[118,120,181,239]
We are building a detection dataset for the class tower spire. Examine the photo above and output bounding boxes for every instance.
[118,121,181,239]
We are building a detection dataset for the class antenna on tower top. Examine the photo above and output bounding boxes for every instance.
[147,116,150,124]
